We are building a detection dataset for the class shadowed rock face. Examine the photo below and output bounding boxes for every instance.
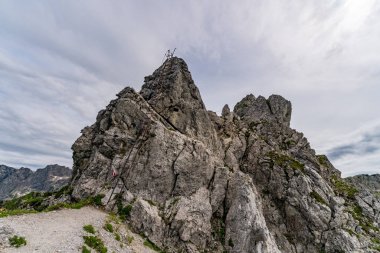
[70,57,380,253]
[0,164,71,200]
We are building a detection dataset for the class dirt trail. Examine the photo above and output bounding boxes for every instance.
[0,207,154,253]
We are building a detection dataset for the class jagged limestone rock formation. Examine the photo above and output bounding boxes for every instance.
[0,164,71,200]
[70,57,380,253]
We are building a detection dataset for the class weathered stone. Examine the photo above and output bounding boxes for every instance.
[225,171,280,253]
[233,94,291,127]
[140,57,222,152]
[130,198,165,247]
[170,188,212,248]
[222,104,230,117]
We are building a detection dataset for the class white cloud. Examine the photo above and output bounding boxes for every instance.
[0,1,379,175]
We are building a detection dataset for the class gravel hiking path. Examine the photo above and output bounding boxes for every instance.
[0,207,155,253]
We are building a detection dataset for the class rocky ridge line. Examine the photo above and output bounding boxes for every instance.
[0,164,72,200]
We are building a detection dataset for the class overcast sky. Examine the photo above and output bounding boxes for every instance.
[0,1,379,177]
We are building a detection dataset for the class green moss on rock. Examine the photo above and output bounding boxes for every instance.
[331,175,358,199]
[317,155,329,167]
[310,191,328,206]
[268,152,305,173]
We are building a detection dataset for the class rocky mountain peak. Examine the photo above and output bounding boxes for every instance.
[140,57,220,149]
[140,57,203,108]
[70,58,380,253]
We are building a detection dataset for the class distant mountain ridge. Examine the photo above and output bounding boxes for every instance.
[345,174,380,193]
[0,164,72,200]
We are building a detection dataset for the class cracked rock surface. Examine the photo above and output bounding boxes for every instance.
[70,57,380,253]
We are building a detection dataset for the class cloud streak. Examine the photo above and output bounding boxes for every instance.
[324,122,380,176]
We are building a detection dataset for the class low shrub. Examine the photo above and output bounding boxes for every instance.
[82,245,91,253]
[268,152,305,173]
[9,235,27,248]
[83,224,96,234]
[83,235,107,253]
[127,235,134,245]
[104,223,113,233]
[0,209,37,218]
[331,175,358,199]
[0,189,105,218]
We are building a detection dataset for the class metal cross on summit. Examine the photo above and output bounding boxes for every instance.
[165,48,176,59]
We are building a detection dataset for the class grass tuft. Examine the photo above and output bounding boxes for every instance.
[127,235,134,245]
[113,194,135,221]
[83,235,107,253]
[268,151,305,173]
[317,155,329,167]
[9,235,27,248]
[104,223,114,233]
[82,245,91,253]
[331,175,358,199]
[83,224,96,234]
[0,209,37,218]
[310,191,328,206]
[143,239,166,253]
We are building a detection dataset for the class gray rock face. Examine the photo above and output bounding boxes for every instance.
[70,57,380,252]
[140,58,221,151]
[345,174,380,226]
[225,172,280,253]
[0,164,72,200]
[234,94,292,127]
